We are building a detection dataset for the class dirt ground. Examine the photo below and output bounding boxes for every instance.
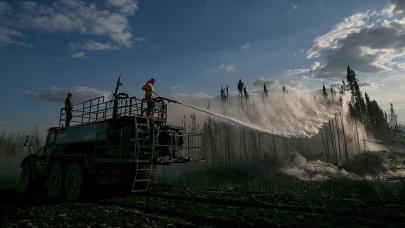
[1,183,405,227]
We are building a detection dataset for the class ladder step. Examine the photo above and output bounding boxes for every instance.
[138,144,149,147]
[136,160,152,163]
[134,179,150,182]
[132,189,148,193]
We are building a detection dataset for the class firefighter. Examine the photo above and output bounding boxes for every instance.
[143,78,155,117]
[65,92,73,127]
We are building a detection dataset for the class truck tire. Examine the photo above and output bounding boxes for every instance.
[47,163,63,200]
[17,162,32,194]
[65,163,83,202]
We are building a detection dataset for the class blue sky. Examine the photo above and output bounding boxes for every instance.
[1,0,405,132]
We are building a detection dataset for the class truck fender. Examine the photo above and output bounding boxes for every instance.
[20,154,39,181]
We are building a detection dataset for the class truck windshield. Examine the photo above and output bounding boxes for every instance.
[46,132,56,146]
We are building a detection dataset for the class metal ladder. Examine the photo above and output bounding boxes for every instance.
[132,116,155,193]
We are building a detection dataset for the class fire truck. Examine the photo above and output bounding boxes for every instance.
[18,77,200,201]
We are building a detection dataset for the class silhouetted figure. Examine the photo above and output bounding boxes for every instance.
[226,86,229,101]
[263,84,268,96]
[65,92,73,127]
[282,84,286,93]
[237,79,244,96]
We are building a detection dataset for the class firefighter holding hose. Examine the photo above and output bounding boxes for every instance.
[143,78,156,118]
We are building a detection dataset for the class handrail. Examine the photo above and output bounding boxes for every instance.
[59,96,167,127]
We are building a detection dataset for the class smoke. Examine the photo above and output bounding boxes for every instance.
[0,130,43,189]
[281,153,354,181]
[280,150,405,181]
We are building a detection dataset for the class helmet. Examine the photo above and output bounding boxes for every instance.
[67,92,72,97]
[150,78,155,83]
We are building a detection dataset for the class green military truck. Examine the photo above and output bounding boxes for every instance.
[18,79,199,201]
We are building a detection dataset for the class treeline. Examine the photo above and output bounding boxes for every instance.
[0,128,44,157]
[324,66,401,139]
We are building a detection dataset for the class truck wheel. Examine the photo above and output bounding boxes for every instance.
[47,163,63,200]
[65,163,83,202]
[17,162,32,194]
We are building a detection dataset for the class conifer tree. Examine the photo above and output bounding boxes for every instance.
[346,66,367,123]
[365,92,372,127]
[389,103,400,137]
[322,83,328,97]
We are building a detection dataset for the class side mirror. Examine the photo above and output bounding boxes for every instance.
[24,135,30,147]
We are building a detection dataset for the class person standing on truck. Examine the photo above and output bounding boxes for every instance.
[65,92,73,127]
[142,78,155,117]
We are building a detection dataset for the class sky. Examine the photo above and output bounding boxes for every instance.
[0,0,405,133]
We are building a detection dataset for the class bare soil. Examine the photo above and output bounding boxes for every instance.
[1,183,405,227]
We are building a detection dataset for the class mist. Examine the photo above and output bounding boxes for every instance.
[165,84,405,183]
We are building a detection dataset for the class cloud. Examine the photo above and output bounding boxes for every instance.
[253,77,276,87]
[106,0,139,16]
[0,1,11,15]
[240,42,251,50]
[26,86,111,103]
[172,92,212,98]
[72,51,86,59]
[287,61,323,78]
[310,61,322,71]
[290,2,298,10]
[329,82,372,88]
[0,0,138,55]
[134,36,148,42]
[317,22,405,77]
[383,0,405,16]
[219,64,235,72]
[206,64,238,74]
[71,40,115,51]
[0,25,25,47]
[287,68,310,76]
[307,12,371,59]
[306,1,405,78]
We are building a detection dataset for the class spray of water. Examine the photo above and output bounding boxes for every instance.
[178,102,283,134]
[169,84,404,181]
[172,85,339,138]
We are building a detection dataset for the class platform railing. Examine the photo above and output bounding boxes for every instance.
[59,96,167,127]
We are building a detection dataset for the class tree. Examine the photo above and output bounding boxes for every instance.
[364,92,372,127]
[389,103,400,137]
[346,66,367,123]
[367,99,390,136]
[322,83,328,97]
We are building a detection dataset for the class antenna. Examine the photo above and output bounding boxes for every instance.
[112,73,123,118]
